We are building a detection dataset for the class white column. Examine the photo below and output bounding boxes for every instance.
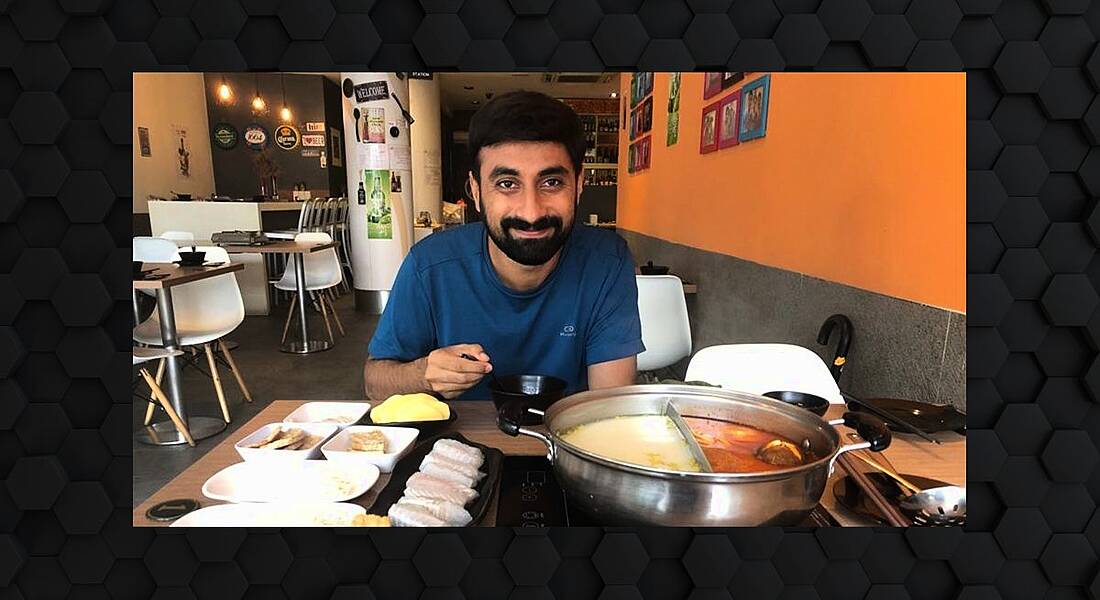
[340,73,414,313]
[409,77,443,224]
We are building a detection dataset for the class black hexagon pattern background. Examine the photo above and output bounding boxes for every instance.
[0,0,1097,598]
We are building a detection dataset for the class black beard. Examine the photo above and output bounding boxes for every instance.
[485,213,574,266]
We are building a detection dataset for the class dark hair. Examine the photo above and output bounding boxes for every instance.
[467,91,586,182]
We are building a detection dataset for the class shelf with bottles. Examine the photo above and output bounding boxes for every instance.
[583,167,618,187]
[583,146,619,165]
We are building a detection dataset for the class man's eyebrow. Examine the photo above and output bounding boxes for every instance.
[488,166,519,179]
[537,166,569,177]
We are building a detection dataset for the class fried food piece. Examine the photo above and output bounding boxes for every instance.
[348,431,386,453]
[260,427,305,450]
[351,514,391,527]
[245,426,283,448]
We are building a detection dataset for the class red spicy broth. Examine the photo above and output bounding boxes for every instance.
[684,416,811,473]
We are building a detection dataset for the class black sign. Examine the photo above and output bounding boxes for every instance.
[273,124,300,150]
[408,72,434,80]
[145,498,201,522]
[212,123,237,150]
[354,80,389,103]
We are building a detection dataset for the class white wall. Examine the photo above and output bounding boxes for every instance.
[133,73,216,213]
[409,77,443,223]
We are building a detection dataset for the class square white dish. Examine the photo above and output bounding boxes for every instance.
[201,461,381,503]
[321,426,419,473]
[234,422,340,463]
[169,502,367,527]
[282,402,371,429]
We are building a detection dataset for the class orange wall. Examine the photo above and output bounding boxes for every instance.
[616,73,965,313]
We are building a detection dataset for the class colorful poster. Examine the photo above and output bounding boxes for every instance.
[365,169,392,239]
[366,108,385,143]
[667,72,681,146]
[138,126,151,156]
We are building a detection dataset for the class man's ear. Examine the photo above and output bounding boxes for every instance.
[468,171,482,212]
[575,172,585,205]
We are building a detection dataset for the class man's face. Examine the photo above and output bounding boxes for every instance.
[470,141,581,267]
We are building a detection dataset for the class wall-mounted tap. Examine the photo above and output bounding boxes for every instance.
[817,314,852,383]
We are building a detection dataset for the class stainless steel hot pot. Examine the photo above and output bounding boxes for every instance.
[497,384,890,526]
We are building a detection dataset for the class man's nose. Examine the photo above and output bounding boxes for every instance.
[513,188,546,225]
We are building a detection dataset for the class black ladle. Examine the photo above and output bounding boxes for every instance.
[353,108,361,142]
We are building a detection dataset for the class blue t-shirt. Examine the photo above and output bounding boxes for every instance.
[368,222,645,400]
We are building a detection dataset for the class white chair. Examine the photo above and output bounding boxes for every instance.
[160,230,195,245]
[275,232,345,344]
[684,343,844,404]
[133,347,194,446]
[133,245,253,423]
[133,237,181,303]
[636,275,692,372]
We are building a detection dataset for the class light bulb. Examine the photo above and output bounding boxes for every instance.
[280,106,292,122]
[217,83,233,102]
[251,95,266,112]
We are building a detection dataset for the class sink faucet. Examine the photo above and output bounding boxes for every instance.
[817,314,852,383]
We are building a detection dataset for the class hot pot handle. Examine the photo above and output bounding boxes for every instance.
[830,411,891,452]
[496,405,555,462]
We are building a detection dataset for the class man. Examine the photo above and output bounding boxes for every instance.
[364,90,644,401]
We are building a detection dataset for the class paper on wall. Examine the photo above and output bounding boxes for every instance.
[389,146,411,171]
[364,144,389,169]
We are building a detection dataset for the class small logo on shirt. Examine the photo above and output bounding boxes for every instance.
[560,325,576,337]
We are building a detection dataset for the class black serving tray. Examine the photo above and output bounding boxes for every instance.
[360,408,459,436]
[848,398,966,434]
[370,432,503,526]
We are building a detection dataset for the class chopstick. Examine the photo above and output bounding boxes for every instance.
[841,391,941,445]
[836,453,911,527]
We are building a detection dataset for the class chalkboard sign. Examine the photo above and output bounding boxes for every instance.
[354,80,389,103]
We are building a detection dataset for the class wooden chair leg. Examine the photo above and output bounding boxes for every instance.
[140,368,195,447]
[218,339,253,403]
[316,291,335,344]
[326,289,345,336]
[144,358,165,426]
[203,343,231,423]
[281,293,297,344]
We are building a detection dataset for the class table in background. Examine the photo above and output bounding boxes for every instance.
[133,400,964,527]
[133,262,245,445]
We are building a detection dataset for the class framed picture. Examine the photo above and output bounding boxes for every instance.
[638,136,651,170]
[739,74,771,142]
[722,72,745,88]
[703,72,723,100]
[717,90,741,149]
[640,72,653,98]
[138,126,151,157]
[330,128,343,167]
[628,142,637,173]
[700,100,719,153]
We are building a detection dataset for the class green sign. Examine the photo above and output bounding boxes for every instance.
[212,123,238,150]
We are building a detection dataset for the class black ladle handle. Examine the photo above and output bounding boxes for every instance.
[841,411,891,452]
[841,391,940,445]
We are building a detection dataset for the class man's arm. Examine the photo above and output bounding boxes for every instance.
[364,344,493,401]
[587,355,637,390]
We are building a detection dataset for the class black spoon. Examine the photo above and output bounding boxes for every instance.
[353,108,361,142]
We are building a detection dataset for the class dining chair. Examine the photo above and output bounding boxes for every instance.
[133,245,252,424]
[160,230,195,245]
[684,343,844,404]
[636,275,692,374]
[134,346,195,446]
[274,232,345,345]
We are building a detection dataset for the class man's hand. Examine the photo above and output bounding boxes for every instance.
[419,344,493,399]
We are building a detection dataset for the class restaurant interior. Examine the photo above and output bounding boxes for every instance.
[131,71,965,527]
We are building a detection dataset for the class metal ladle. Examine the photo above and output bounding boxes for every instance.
[849,451,966,526]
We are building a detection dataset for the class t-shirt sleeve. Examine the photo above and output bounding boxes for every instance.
[367,253,436,362]
[585,245,646,366]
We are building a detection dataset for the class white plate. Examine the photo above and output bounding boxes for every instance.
[170,502,367,527]
[202,461,380,504]
[283,402,371,429]
[321,426,419,473]
[234,422,340,463]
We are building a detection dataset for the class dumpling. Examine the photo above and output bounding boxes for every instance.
[388,503,447,527]
[431,439,484,469]
[405,473,478,505]
[397,497,473,527]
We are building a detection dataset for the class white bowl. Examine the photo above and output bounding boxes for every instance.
[234,422,339,464]
[170,502,367,527]
[202,461,380,503]
[321,426,419,473]
[282,402,370,429]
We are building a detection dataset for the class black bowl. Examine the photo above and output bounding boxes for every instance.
[490,374,567,424]
[361,407,459,436]
[639,265,670,275]
[763,390,830,416]
[177,251,206,266]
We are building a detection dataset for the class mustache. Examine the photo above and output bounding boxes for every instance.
[500,216,562,232]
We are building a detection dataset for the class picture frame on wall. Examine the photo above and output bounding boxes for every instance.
[717,90,741,149]
[628,142,637,173]
[703,72,724,100]
[700,100,719,153]
[722,72,745,88]
[640,72,653,98]
[639,136,651,170]
[739,74,771,142]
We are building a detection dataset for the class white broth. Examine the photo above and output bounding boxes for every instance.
[559,415,701,472]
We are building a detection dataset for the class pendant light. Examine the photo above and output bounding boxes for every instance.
[279,74,292,122]
[216,75,234,105]
[250,74,266,115]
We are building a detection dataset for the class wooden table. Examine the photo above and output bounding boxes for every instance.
[133,263,245,445]
[216,240,339,354]
[134,400,964,527]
